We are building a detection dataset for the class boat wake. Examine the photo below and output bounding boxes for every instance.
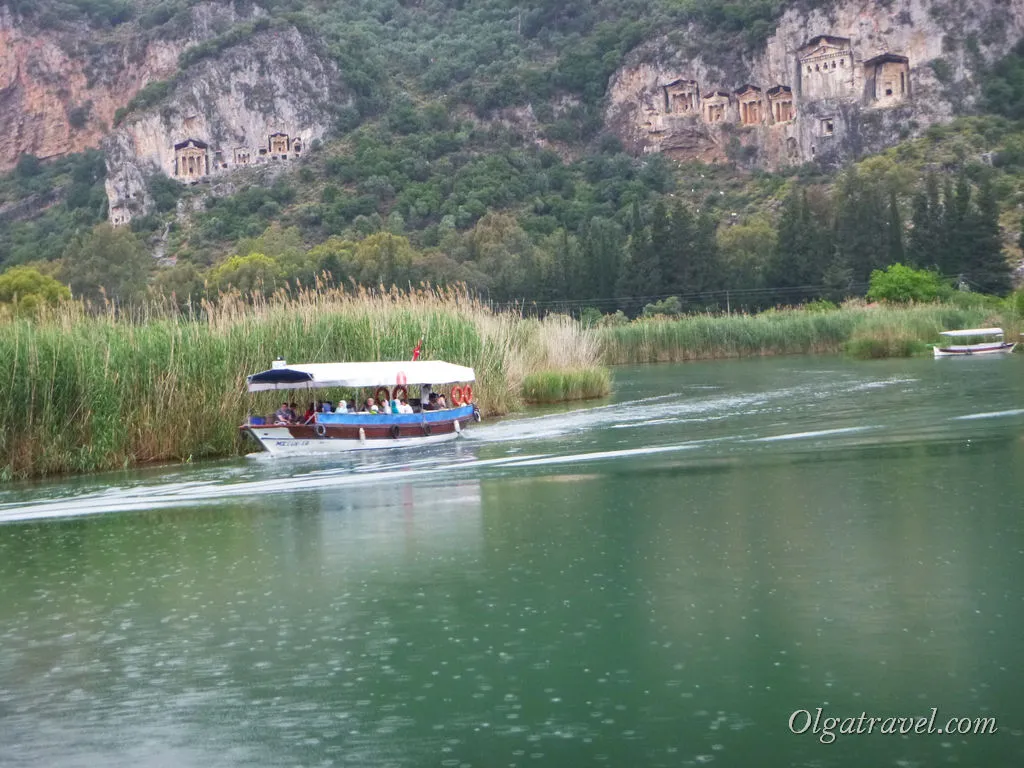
[3,368,1019,526]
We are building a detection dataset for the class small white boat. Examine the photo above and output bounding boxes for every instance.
[932,327,1017,358]
[240,360,480,454]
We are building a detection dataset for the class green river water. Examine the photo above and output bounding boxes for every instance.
[1,356,1023,767]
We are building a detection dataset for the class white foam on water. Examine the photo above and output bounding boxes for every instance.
[0,452,551,525]
[952,409,1024,421]
[499,441,714,468]
[751,426,878,442]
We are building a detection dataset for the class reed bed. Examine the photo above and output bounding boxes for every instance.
[0,286,608,480]
[521,369,613,404]
[597,304,1000,365]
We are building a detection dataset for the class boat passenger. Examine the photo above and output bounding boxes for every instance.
[288,403,300,422]
[303,403,316,424]
[390,399,400,415]
[320,400,333,414]
[437,394,448,410]
[274,402,292,424]
[399,399,414,414]
[363,397,377,414]
[336,400,347,414]
[422,393,439,411]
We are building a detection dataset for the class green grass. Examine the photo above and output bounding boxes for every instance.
[597,303,1006,364]
[521,368,612,404]
[0,287,606,480]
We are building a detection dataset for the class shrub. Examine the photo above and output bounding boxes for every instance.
[0,266,71,313]
[867,263,948,304]
[642,296,682,317]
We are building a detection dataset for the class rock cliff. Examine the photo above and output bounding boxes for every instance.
[104,24,343,225]
[606,0,1024,168]
[0,5,181,171]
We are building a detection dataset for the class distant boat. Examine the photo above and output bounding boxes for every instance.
[240,360,480,454]
[932,328,1017,358]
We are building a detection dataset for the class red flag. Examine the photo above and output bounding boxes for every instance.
[411,338,423,361]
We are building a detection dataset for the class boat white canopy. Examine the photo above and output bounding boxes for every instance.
[939,327,1004,338]
[246,360,476,392]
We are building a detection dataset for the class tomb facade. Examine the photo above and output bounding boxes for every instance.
[735,85,764,126]
[864,53,910,107]
[174,138,209,180]
[110,206,130,227]
[269,132,291,155]
[767,85,794,123]
[663,80,700,115]
[798,35,855,101]
[234,148,251,165]
[703,91,730,124]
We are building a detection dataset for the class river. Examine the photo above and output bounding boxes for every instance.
[1,356,1022,767]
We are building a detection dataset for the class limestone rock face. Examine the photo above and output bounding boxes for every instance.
[104,24,343,225]
[0,6,181,171]
[605,0,1024,168]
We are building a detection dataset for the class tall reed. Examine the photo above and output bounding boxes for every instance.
[0,286,607,480]
[597,304,999,365]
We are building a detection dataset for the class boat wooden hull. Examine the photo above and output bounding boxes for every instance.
[933,342,1016,358]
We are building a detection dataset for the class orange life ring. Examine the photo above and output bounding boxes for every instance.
[392,385,408,403]
[463,385,473,404]
[374,386,391,408]
[451,385,464,406]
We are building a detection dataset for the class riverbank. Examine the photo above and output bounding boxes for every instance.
[597,303,1020,364]
[0,287,608,480]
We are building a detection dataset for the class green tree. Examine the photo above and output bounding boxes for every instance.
[353,232,418,289]
[907,174,943,269]
[867,263,948,303]
[615,201,659,315]
[209,253,282,296]
[834,168,888,284]
[770,186,832,304]
[152,263,208,310]
[579,216,624,304]
[886,188,905,266]
[964,176,1012,295]
[61,224,152,305]
[0,266,71,312]
[716,216,775,302]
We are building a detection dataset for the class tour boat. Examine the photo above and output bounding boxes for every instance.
[932,328,1017,358]
[240,359,480,454]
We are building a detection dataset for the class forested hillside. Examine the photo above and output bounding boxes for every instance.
[0,0,1021,314]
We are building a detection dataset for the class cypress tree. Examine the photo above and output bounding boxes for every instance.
[887,188,905,266]
[616,202,659,314]
[966,177,1012,295]
[691,210,720,305]
[668,200,695,299]
[937,175,965,277]
[834,168,887,284]
[649,200,674,293]
[907,190,929,268]
[581,216,624,306]
[771,186,810,304]
[908,173,943,269]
